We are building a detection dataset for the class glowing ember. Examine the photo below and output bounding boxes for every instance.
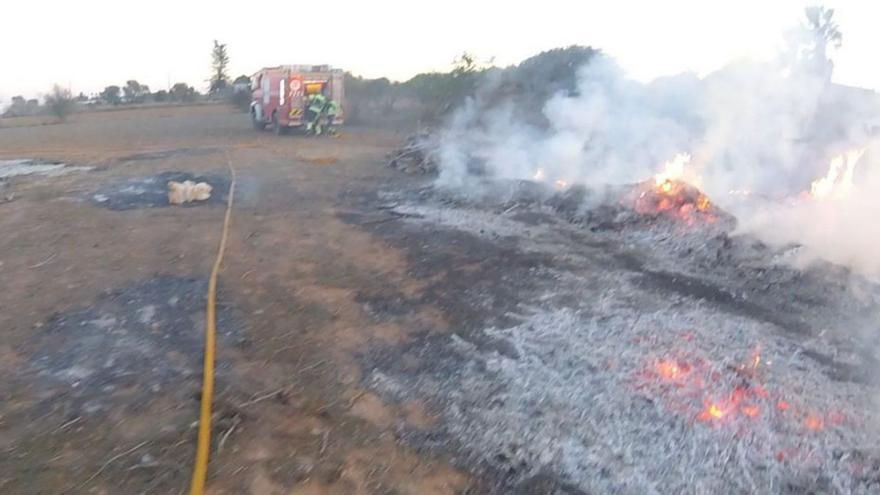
[737,347,762,378]
[804,414,825,431]
[696,195,711,212]
[700,403,726,421]
[741,405,760,418]
[809,148,865,200]
[533,168,546,181]
[555,179,569,190]
[752,384,769,399]
[639,346,848,435]
[656,360,687,380]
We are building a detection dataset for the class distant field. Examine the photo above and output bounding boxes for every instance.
[0,104,252,163]
[0,101,229,130]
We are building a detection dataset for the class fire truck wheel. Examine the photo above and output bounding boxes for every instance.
[252,110,266,130]
[272,113,286,135]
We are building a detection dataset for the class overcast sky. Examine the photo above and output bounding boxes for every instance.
[2,0,877,103]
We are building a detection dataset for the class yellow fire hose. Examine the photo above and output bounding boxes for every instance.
[189,152,236,495]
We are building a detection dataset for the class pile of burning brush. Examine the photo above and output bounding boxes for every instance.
[614,152,719,226]
[388,131,438,175]
[537,154,730,232]
[632,176,715,223]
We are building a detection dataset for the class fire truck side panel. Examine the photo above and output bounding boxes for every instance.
[251,66,345,129]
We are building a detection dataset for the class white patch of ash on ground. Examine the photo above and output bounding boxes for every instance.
[392,203,555,242]
[371,189,880,494]
[372,304,880,494]
[0,159,92,179]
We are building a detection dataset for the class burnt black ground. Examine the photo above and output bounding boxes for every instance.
[117,147,222,163]
[90,171,231,210]
[23,276,242,416]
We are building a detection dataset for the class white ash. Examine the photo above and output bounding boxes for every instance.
[372,302,880,494]
[368,186,880,493]
[0,159,92,179]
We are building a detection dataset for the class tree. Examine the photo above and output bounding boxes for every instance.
[233,74,250,85]
[44,84,75,122]
[100,85,121,105]
[209,40,229,95]
[153,90,168,102]
[123,80,150,103]
[805,7,842,59]
[788,6,842,80]
[171,82,197,102]
[3,96,29,117]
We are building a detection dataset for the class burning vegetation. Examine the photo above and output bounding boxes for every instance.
[809,148,866,201]
[633,153,715,224]
[373,7,880,493]
[375,130,880,492]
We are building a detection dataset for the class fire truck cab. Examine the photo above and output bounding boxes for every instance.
[250,65,345,134]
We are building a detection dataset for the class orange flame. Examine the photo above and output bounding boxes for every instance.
[809,149,865,200]
[696,195,711,212]
[654,153,691,190]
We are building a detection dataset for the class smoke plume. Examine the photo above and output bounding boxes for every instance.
[435,26,880,277]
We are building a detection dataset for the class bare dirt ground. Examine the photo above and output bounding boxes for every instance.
[0,105,472,494]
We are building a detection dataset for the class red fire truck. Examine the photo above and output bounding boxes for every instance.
[250,65,345,134]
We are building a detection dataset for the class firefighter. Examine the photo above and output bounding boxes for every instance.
[325,98,341,136]
[305,92,327,135]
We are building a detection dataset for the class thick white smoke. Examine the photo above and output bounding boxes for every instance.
[435,41,880,277]
[737,141,880,277]
[437,57,694,191]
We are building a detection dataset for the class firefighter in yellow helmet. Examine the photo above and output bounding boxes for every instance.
[305,92,327,135]
[325,99,341,136]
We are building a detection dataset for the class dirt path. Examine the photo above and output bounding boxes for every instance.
[0,106,472,494]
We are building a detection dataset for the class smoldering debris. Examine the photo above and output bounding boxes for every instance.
[373,9,880,494]
[356,179,880,494]
[393,16,880,280]
[387,132,438,175]
[370,306,880,494]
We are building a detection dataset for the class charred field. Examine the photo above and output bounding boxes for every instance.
[2,104,878,494]
[342,174,880,494]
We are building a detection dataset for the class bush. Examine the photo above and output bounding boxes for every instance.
[229,89,251,112]
[343,46,598,129]
[44,85,76,122]
[100,85,122,105]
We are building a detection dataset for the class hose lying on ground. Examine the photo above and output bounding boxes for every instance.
[189,151,236,495]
